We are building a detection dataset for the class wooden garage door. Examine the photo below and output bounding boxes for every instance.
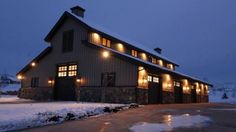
[54,64,77,101]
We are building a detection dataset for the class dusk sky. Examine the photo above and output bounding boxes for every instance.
[0,0,235,84]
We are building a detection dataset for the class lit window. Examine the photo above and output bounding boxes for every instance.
[101,38,111,48]
[167,64,174,70]
[141,53,147,61]
[91,33,101,44]
[58,72,67,77]
[153,77,159,83]
[174,81,181,87]
[152,57,157,64]
[158,60,163,67]
[117,43,125,52]
[131,50,138,57]
[57,64,77,77]
[68,71,77,76]
[148,76,152,82]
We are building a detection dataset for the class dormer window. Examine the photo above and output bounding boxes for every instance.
[152,57,157,64]
[91,33,101,44]
[140,53,147,61]
[158,60,163,67]
[131,50,138,57]
[102,38,111,48]
[167,64,174,70]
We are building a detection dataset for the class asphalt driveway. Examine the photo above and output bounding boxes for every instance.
[21,103,236,132]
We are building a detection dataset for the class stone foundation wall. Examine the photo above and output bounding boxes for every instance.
[201,95,208,103]
[183,94,192,103]
[162,91,175,104]
[79,86,136,104]
[136,88,148,104]
[18,87,53,101]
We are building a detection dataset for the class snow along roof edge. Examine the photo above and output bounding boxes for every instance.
[85,41,213,86]
[68,11,178,66]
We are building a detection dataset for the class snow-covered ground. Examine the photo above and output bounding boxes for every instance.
[0,95,31,103]
[130,114,211,132]
[209,89,236,104]
[0,96,133,132]
[0,84,20,93]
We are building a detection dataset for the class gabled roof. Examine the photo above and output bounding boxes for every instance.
[44,11,212,86]
[45,11,179,66]
[16,47,52,75]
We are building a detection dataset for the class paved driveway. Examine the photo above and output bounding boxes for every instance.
[21,103,236,132]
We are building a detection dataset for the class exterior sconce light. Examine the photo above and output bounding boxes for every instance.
[17,75,23,80]
[48,78,54,87]
[76,78,81,83]
[102,51,110,58]
[31,62,36,67]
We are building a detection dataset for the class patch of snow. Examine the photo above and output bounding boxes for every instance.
[129,114,211,132]
[209,90,236,104]
[0,84,21,92]
[0,95,30,103]
[0,101,132,132]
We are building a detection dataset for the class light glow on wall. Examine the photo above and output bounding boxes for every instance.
[162,74,173,91]
[102,51,110,58]
[117,43,125,52]
[138,66,148,88]
[17,75,23,80]
[182,79,190,93]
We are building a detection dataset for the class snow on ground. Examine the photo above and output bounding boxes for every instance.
[0,84,20,92]
[0,95,31,103]
[209,90,236,104]
[129,114,211,132]
[0,98,134,132]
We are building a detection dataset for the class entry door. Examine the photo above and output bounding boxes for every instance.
[191,88,197,103]
[174,83,183,103]
[148,75,162,104]
[54,77,76,101]
[54,64,77,101]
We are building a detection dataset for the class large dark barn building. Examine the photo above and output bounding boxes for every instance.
[17,6,212,104]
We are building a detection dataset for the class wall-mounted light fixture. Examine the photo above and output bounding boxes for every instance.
[102,51,110,58]
[17,75,23,80]
[31,62,36,67]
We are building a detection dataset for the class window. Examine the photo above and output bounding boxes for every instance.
[152,57,157,64]
[167,64,174,70]
[148,75,152,82]
[101,72,116,87]
[158,60,163,67]
[131,50,138,57]
[102,38,111,48]
[91,33,101,44]
[31,77,39,88]
[62,30,74,53]
[57,64,77,77]
[174,81,181,87]
[153,77,159,83]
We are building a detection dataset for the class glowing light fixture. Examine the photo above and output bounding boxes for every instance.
[76,79,81,83]
[102,51,110,58]
[48,80,53,84]
[31,62,36,67]
[17,75,23,80]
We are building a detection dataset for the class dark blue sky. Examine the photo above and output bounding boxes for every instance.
[0,0,235,84]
